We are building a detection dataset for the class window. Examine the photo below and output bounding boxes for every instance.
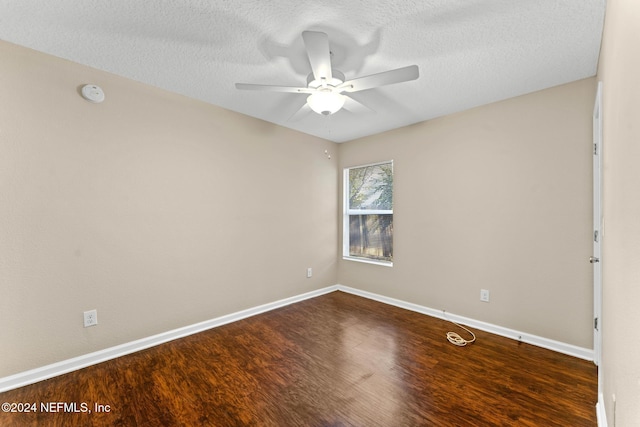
[343,161,393,265]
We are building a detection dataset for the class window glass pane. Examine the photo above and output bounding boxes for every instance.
[349,163,393,210]
[348,214,393,261]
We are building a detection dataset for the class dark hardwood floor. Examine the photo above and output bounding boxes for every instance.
[0,291,597,426]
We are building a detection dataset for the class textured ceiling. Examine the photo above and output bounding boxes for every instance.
[0,0,605,142]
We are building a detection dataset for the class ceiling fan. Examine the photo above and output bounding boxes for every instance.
[235,31,419,118]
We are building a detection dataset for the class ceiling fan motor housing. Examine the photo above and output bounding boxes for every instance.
[307,69,345,89]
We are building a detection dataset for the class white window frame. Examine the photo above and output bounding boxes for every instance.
[342,160,393,267]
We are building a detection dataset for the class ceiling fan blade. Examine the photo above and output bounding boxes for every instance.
[338,65,419,93]
[235,83,315,94]
[302,31,333,82]
[342,96,375,114]
[288,103,313,122]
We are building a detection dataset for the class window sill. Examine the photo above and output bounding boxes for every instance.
[342,256,393,267]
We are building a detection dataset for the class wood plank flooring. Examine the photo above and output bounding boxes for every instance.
[0,291,597,426]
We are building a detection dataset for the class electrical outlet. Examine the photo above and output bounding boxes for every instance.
[83,309,98,327]
[480,289,490,302]
[307,267,313,278]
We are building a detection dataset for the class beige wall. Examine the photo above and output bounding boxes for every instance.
[598,0,640,425]
[339,78,596,349]
[0,41,338,377]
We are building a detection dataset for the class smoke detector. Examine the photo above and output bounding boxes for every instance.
[81,84,105,103]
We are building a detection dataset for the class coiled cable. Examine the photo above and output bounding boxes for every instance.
[443,313,476,346]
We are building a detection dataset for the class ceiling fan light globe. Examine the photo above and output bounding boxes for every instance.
[307,92,345,115]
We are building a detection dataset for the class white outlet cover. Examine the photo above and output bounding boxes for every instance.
[83,309,98,327]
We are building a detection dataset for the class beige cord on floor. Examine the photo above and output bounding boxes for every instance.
[443,314,477,346]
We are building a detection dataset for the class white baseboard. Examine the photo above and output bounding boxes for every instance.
[0,286,339,393]
[335,285,594,361]
[1,283,593,393]
[596,394,608,427]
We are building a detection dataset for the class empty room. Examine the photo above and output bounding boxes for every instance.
[1,1,638,426]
